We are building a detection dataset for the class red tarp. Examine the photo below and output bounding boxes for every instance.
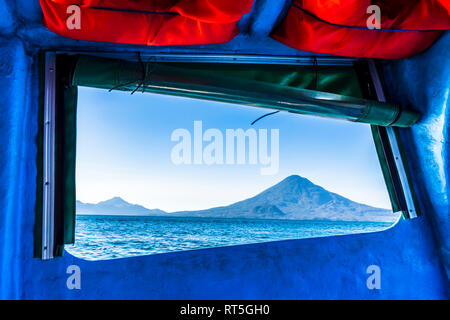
[40,0,253,45]
[271,0,450,59]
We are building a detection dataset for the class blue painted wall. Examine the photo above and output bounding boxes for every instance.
[0,0,448,299]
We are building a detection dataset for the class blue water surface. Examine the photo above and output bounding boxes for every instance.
[65,215,394,260]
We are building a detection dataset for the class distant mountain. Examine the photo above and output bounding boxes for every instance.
[76,175,397,222]
[172,175,397,222]
[76,197,166,216]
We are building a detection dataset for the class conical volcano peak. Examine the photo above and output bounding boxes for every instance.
[279,174,313,185]
[266,175,318,194]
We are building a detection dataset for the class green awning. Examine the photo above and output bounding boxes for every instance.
[72,56,419,127]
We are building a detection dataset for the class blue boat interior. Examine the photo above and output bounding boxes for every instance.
[0,0,448,299]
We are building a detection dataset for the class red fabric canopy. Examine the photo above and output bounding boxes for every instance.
[295,0,450,31]
[40,0,253,45]
[271,0,449,59]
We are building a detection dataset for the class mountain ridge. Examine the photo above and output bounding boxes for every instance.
[76,175,397,222]
[76,197,166,216]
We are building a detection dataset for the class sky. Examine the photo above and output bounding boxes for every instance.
[76,86,392,212]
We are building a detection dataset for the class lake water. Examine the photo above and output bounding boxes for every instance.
[65,215,394,260]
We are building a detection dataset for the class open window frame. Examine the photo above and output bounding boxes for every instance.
[34,51,421,259]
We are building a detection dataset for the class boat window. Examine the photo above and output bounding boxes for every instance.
[65,86,400,260]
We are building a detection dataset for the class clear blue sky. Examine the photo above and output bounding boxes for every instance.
[76,86,392,211]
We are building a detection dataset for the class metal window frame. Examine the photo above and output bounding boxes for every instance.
[368,60,418,218]
[38,53,414,260]
[42,52,57,259]
[56,51,355,66]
